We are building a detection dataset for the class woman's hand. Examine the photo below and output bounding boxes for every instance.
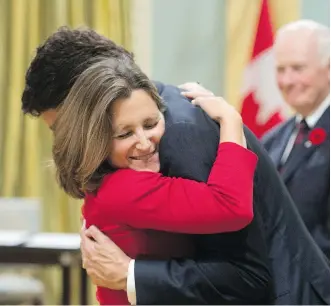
[191,95,242,124]
[178,82,241,124]
[178,82,214,98]
[179,83,246,147]
[180,89,246,148]
[194,96,246,147]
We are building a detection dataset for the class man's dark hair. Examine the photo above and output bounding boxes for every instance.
[22,26,134,116]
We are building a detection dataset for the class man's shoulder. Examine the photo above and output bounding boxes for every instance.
[153,81,177,95]
[153,81,180,100]
[153,81,188,108]
[153,81,215,128]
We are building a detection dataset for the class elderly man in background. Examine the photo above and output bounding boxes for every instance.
[263,20,330,258]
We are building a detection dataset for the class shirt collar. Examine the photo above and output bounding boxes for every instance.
[296,95,330,128]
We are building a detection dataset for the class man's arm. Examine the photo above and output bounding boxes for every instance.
[134,122,271,305]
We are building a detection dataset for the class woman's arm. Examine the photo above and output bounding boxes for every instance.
[94,141,257,234]
[90,96,256,234]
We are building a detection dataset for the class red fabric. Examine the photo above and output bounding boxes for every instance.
[83,142,258,305]
[251,0,273,59]
[240,0,283,138]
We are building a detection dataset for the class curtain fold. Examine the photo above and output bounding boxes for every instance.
[0,0,131,303]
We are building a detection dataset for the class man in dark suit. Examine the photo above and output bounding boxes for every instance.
[262,20,330,258]
[22,27,329,305]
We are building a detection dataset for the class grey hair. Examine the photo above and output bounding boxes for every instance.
[52,57,165,199]
[275,20,330,66]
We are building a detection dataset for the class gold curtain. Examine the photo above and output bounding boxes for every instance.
[0,0,131,303]
[224,0,300,110]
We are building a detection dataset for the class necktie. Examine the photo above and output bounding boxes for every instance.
[294,119,310,145]
[279,119,310,173]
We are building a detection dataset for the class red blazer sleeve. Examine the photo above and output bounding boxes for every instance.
[95,142,258,234]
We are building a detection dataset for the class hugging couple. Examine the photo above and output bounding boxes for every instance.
[21,26,329,305]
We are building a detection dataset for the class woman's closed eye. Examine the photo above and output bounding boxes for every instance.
[114,120,159,139]
[144,120,159,130]
[115,131,133,139]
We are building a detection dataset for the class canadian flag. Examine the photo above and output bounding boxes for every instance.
[241,0,289,138]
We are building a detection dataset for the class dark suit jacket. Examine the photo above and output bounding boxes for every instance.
[263,107,330,258]
[134,83,330,305]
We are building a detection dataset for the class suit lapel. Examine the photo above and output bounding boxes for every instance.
[282,107,330,183]
[281,142,316,183]
[269,118,295,167]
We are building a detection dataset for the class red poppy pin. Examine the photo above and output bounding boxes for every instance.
[308,128,327,146]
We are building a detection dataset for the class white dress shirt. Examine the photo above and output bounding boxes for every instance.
[280,96,330,165]
[127,259,136,304]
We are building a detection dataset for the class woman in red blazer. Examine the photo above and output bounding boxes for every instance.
[52,59,257,305]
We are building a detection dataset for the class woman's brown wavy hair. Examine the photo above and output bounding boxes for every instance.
[52,58,165,199]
